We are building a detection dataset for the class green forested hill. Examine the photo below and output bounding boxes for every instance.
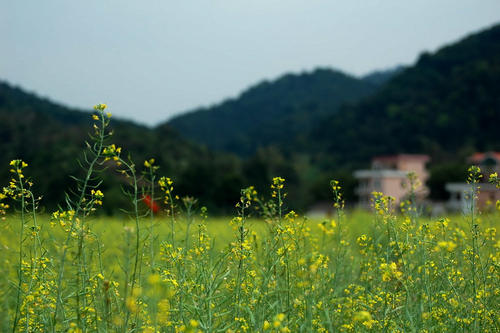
[361,65,406,86]
[167,69,380,156]
[2,23,499,211]
[308,23,500,199]
[313,23,500,165]
[168,23,500,166]
[0,82,247,212]
[0,82,329,212]
[168,23,500,202]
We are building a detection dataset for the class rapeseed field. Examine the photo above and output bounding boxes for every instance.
[0,105,498,332]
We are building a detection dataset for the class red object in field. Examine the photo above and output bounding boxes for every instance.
[143,195,159,214]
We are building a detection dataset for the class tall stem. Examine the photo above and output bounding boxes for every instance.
[12,173,26,333]
[52,114,106,330]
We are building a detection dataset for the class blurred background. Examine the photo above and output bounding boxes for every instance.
[1,1,500,214]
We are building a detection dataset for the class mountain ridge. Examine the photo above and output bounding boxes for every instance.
[2,22,499,209]
[0,80,247,212]
[313,22,500,165]
[166,68,384,156]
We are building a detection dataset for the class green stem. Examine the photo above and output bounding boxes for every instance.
[52,115,106,330]
[12,174,26,333]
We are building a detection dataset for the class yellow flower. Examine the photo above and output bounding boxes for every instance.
[353,311,375,328]
[449,298,459,308]
[91,189,104,198]
[354,311,372,322]
[272,313,286,328]
[435,241,457,252]
[68,323,82,333]
[144,158,155,168]
[148,273,161,285]
[126,297,138,313]
[93,103,107,111]
[380,262,402,281]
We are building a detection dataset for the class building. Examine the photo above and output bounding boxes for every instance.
[445,183,474,213]
[354,154,430,208]
[446,152,500,213]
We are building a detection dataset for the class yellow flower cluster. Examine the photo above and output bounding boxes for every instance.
[0,193,8,218]
[435,240,457,252]
[467,165,483,184]
[379,262,403,282]
[90,189,104,206]
[271,176,285,198]
[102,144,122,162]
[317,219,336,235]
[331,180,344,209]
[159,177,174,196]
[3,160,32,201]
[144,158,159,171]
[93,103,111,118]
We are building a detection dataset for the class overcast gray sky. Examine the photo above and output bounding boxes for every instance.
[1,1,500,126]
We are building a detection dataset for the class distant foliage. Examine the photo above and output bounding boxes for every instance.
[314,24,500,165]
[170,24,500,201]
[2,24,500,211]
[167,69,380,156]
[0,83,245,213]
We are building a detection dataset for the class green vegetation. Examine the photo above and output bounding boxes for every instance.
[0,108,498,332]
[0,83,245,213]
[0,79,359,211]
[170,23,500,201]
[167,69,381,156]
[314,23,500,169]
[2,23,500,211]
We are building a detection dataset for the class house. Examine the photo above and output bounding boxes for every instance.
[446,152,500,213]
[444,183,474,213]
[354,154,430,208]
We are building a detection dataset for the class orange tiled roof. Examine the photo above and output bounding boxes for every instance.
[469,152,500,163]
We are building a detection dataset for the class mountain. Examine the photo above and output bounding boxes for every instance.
[0,82,246,212]
[169,22,500,201]
[314,23,500,164]
[0,81,332,212]
[362,65,406,86]
[3,22,499,210]
[311,23,500,199]
[167,69,379,156]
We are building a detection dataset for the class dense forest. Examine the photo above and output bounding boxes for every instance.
[1,23,499,213]
[167,69,386,156]
[0,83,249,213]
[312,23,500,198]
[315,23,500,160]
[169,23,500,202]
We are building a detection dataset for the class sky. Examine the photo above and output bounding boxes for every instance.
[1,1,500,126]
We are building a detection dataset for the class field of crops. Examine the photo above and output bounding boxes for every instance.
[0,106,499,332]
